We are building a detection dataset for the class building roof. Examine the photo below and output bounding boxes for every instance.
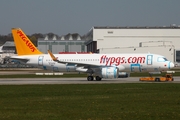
[38,33,83,41]
[0,41,15,53]
[93,25,180,29]
[2,41,15,46]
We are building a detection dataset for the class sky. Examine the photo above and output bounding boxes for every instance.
[0,0,180,36]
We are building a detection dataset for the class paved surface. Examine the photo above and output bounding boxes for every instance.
[0,69,47,75]
[0,69,179,85]
[0,77,179,85]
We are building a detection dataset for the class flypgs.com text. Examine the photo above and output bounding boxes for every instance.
[100,55,146,66]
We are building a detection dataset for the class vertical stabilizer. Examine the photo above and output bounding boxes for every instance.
[12,28,43,55]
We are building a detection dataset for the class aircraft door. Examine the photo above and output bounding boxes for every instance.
[147,55,153,65]
[38,56,44,66]
[66,64,76,72]
[146,55,155,71]
[53,67,59,72]
[131,64,141,72]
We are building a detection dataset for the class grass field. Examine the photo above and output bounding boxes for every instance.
[0,84,180,120]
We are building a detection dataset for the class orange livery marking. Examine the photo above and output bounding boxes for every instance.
[17,30,36,52]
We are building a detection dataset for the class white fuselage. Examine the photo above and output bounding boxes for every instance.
[13,53,174,73]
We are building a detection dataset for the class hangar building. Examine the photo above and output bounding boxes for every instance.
[85,26,180,63]
[38,33,86,54]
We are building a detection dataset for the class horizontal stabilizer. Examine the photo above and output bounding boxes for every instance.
[9,57,29,63]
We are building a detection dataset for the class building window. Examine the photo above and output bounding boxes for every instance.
[38,42,50,45]
[107,31,113,34]
[51,42,57,45]
[176,50,180,62]
[60,42,66,45]
[76,42,82,45]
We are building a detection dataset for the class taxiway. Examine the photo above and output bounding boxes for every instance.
[0,77,180,85]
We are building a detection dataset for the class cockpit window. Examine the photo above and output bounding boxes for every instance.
[163,58,168,61]
[158,57,168,62]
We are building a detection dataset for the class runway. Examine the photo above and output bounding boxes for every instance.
[0,77,180,85]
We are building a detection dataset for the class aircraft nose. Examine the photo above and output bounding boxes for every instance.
[169,62,174,69]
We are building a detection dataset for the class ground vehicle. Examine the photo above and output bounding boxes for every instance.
[139,74,174,82]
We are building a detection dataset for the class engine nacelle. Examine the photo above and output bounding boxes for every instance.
[101,67,119,79]
[76,67,88,72]
[118,72,128,78]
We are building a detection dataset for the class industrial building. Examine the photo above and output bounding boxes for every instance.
[0,41,16,64]
[85,26,180,63]
[0,25,180,66]
[37,33,86,54]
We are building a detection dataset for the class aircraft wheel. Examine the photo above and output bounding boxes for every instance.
[87,76,94,81]
[155,78,160,82]
[95,76,102,81]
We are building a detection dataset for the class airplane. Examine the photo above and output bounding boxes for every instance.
[10,28,175,81]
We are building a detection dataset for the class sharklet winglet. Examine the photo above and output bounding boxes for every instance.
[48,50,58,61]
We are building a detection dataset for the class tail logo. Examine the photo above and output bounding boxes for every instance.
[17,30,36,52]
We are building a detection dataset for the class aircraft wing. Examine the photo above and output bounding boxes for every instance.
[48,50,103,68]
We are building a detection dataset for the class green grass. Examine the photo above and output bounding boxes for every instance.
[0,84,180,120]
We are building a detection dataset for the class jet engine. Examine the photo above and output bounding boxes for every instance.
[101,67,119,79]
[118,72,128,78]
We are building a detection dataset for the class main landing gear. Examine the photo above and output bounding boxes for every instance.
[87,76,102,81]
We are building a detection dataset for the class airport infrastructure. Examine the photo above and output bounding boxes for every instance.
[0,41,16,65]
[0,77,180,85]
[37,33,87,54]
[85,25,180,64]
[0,25,180,66]
[37,25,180,64]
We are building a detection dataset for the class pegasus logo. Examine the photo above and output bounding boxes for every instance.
[17,30,36,52]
